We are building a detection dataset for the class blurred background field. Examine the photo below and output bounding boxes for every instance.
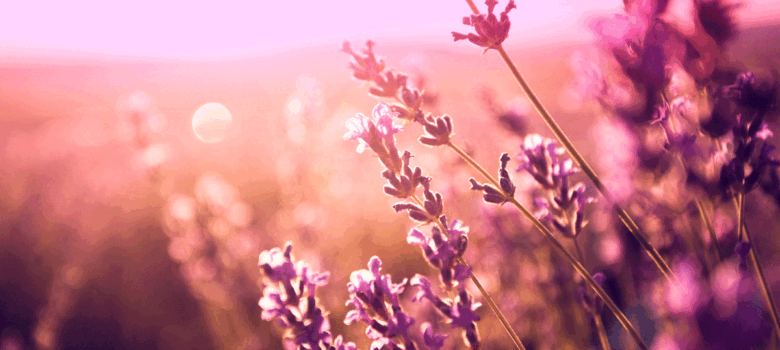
[2,1,780,349]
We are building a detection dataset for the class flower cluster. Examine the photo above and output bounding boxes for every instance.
[344,103,404,172]
[516,134,594,237]
[410,275,481,350]
[342,41,454,145]
[452,0,516,52]
[344,91,482,348]
[407,216,470,287]
[259,243,355,350]
[717,73,780,199]
[344,67,484,349]
[344,257,422,350]
[469,153,516,205]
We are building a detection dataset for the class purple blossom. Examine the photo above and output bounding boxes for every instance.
[342,40,385,83]
[331,336,357,350]
[258,243,297,284]
[516,134,573,189]
[407,216,470,286]
[343,113,373,153]
[409,275,481,350]
[346,257,417,349]
[343,103,403,154]
[469,153,516,205]
[259,285,288,323]
[452,0,516,52]
[258,243,356,349]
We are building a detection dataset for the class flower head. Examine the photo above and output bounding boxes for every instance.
[452,0,516,52]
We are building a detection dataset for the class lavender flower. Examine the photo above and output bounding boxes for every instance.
[345,256,417,350]
[392,177,443,224]
[469,153,516,205]
[410,275,482,350]
[342,40,385,83]
[578,272,606,314]
[344,103,404,172]
[452,0,516,52]
[407,216,470,287]
[258,242,356,350]
[516,134,594,237]
[717,90,780,198]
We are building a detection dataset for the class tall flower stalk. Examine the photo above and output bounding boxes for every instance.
[343,41,649,350]
[457,0,676,282]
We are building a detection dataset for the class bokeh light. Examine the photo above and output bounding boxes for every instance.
[192,102,233,143]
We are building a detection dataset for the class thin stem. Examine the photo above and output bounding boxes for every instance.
[736,194,745,242]
[408,194,526,350]
[593,313,612,350]
[445,142,647,349]
[507,197,648,350]
[573,237,587,271]
[695,199,720,263]
[738,205,780,345]
[500,44,675,281]
[461,0,674,282]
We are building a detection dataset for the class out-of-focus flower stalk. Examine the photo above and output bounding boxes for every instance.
[408,193,526,350]
[460,0,676,283]
[448,142,649,350]
[593,315,610,350]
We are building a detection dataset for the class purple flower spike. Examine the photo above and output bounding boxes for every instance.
[342,40,385,83]
[407,217,470,287]
[410,274,481,350]
[469,153,516,205]
[258,243,355,349]
[258,243,297,284]
[347,257,418,349]
[452,0,517,52]
[344,102,405,172]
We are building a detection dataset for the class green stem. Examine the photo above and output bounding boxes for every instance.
[461,0,675,282]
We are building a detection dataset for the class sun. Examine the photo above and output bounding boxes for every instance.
[192,102,233,143]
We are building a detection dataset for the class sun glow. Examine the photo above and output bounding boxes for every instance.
[192,102,232,143]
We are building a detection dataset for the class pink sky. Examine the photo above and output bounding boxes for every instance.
[2,0,778,58]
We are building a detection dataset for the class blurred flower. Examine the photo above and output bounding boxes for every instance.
[452,0,516,52]
[422,322,448,350]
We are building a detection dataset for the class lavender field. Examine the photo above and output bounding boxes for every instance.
[2,1,780,349]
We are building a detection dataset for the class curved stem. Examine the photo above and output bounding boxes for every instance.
[507,197,648,350]
[460,0,674,282]
[445,141,647,349]
[408,194,527,350]
[498,44,675,282]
